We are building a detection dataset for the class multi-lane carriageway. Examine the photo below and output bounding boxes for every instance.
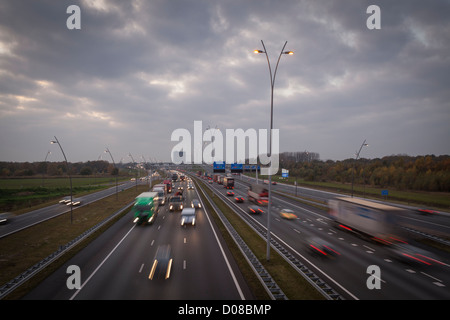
[23,178,253,300]
[21,173,450,300]
[208,174,450,300]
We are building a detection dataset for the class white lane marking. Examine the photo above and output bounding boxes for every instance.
[195,186,246,300]
[70,224,136,300]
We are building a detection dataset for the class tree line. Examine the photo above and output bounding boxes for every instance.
[278,153,450,192]
[0,160,132,177]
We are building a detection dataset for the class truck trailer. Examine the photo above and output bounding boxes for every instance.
[328,197,406,243]
[223,177,234,189]
[247,184,268,206]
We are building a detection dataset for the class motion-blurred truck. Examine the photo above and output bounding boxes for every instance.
[163,179,172,193]
[223,177,234,189]
[328,197,406,243]
[152,186,167,206]
[247,184,268,206]
[132,192,159,225]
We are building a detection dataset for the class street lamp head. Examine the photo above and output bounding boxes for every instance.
[50,140,57,144]
[284,51,294,55]
[254,49,265,54]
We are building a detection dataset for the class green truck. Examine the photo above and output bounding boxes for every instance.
[132,192,159,225]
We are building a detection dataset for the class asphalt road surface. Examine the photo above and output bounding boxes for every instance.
[207,176,450,300]
[23,179,253,300]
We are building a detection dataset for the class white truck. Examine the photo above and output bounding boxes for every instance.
[328,197,406,243]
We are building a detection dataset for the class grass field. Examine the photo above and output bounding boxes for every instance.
[0,176,129,213]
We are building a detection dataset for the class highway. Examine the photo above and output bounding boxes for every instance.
[6,169,450,300]
[203,174,450,299]
[23,178,253,300]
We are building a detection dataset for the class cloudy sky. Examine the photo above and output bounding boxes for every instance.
[0,0,449,165]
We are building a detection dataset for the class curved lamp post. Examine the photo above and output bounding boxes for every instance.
[105,147,118,200]
[41,150,51,187]
[351,139,369,197]
[50,136,73,224]
[129,152,138,190]
[254,40,293,261]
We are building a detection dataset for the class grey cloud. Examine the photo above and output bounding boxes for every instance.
[0,0,449,162]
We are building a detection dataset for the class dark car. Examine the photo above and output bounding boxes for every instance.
[191,199,202,209]
[307,237,340,259]
[169,196,184,211]
[149,244,173,280]
[388,243,444,267]
[416,209,438,215]
[248,205,263,214]
[235,196,244,203]
[226,191,234,196]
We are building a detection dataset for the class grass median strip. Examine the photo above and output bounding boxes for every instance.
[0,184,152,299]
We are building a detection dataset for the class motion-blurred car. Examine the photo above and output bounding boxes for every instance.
[187,183,194,190]
[191,199,201,209]
[59,196,71,204]
[67,198,82,206]
[416,209,438,215]
[181,208,197,227]
[279,208,297,220]
[307,237,340,259]
[149,244,173,280]
[226,191,234,196]
[169,196,184,211]
[0,212,14,225]
[248,205,263,214]
[388,243,444,267]
[235,196,244,203]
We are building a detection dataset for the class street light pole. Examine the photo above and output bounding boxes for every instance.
[105,147,118,200]
[254,40,293,261]
[129,153,138,191]
[50,136,73,224]
[351,139,368,197]
[41,150,51,187]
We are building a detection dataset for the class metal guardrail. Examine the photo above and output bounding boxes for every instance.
[403,227,450,247]
[195,180,287,300]
[0,201,134,299]
[195,175,344,300]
